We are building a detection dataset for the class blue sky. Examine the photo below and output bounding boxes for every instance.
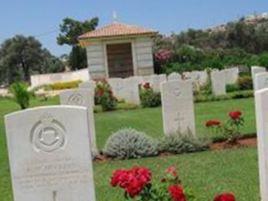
[1,0,268,56]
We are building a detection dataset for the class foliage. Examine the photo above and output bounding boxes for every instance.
[46,80,82,90]
[110,166,235,201]
[194,90,253,103]
[158,133,209,154]
[258,52,268,67]
[237,76,253,90]
[9,82,30,109]
[154,49,173,73]
[205,110,244,144]
[154,17,268,74]
[140,83,161,108]
[104,128,158,159]
[224,111,245,143]
[68,46,87,70]
[0,35,64,85]
[226,84,240,93]
[57,17,98,70]
[95,81,117,111]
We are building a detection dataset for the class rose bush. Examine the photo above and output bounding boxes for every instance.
[95,80,117,111]
[110,166,235,201]
[205,110,244,144]
[139,83,161,108]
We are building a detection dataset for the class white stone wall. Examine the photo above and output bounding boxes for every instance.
[85,37,154,79]
[86,42,106,79]
[30,68,90,88]
[133,37,154,76]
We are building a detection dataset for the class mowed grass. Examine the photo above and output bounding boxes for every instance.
[0,97,259,201]
[95,98,256,148]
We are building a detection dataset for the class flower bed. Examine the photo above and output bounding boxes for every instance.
[110,166,236,201]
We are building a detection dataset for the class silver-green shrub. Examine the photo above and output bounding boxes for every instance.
[158,132,209,154]
[104,128,158,159]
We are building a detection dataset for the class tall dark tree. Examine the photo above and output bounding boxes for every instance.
[0,35,64,85]
[57,17,99,70]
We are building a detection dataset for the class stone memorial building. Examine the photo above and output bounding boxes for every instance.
[79,22,157,79]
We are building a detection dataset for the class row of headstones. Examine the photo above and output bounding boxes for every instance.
[4,78,197,201]
[56,67,240,156]
[253,66,268,200]
[85,67,239,105]
[210,67,240,96]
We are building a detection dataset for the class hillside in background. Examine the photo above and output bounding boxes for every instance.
[154,13,268,73]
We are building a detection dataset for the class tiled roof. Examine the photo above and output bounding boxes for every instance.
[79,22,157,39]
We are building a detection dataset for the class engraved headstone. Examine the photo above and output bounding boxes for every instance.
[255,72,268,91]
[255,88,268,201]
[142,75,153,85]
[251,66,267,90]
[5,106,96,201]
[192,71,208,86]
[211,70,226,96]
[108,78,124,100]
[79,81,96,106]
[224,67,239,84]
[161,80,196,136]
[121,78,141,105]
[59,89,98,156]
[167,72,181,81]
[150,74,167,92]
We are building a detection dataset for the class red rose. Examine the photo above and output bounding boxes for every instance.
[205,120,221,127]
[166,166,178,177]
[214,193,236,201]
[143,82,151,89]
[229,111,242,120]
[110,167,151,198]
[168,185,187,201]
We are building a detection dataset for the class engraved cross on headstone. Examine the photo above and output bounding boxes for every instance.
[174,112,184,132]
[53,190,57,201]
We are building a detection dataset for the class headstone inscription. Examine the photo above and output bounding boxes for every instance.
[161,80,196,136]
[4,106,96,201]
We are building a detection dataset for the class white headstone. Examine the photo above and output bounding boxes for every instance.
[161,80,196,136]
[79,80,96,89]
[150,74,167,92]
[190,71,208,86]
[211,70,226,96]
[255,72,268,91]
[168,72,181,81]
[108,78,125,100]
[251,66,267,90]
[255,88,268,201]
[122,78,141,105]
[5,106,96,201]
[79,81,96,106]
[224,67,239,85]
[59,89,98,156]
[142,75,153,85]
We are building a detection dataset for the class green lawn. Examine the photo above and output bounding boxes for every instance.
[0,97,260,201]
[95,98,256,148]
